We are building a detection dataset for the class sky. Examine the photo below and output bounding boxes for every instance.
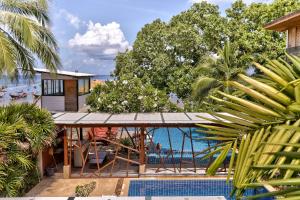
[50,0,272,75]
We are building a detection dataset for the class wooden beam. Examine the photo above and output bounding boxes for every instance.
[110,143,120,177]
[116,156,140,165]
[100,137,139,153]
[124,128,137,150]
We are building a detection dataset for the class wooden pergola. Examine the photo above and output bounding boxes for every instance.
[53,112,219,178]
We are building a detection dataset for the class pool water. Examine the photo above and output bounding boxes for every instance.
[150,128,211,152]
[147,128,222,165]
[128,180,273,200]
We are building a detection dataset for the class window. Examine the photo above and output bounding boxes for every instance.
[42,79,64,96]
[78,78,90,95]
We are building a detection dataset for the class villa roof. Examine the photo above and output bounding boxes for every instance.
[53,112,228,127]
[264,10,300,32]
[34,68,95,77]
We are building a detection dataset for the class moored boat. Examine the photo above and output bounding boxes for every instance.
[10,92,27,100]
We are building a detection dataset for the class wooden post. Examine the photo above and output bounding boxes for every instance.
[140,127,145,164]
[139,127,146,174]
[189,128,197,173]
[179,132,186,173]
[167,128,176,173]
[63,127,70,178]
[63,128,68,166]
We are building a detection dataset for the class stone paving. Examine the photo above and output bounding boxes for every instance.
[25,177,120,197]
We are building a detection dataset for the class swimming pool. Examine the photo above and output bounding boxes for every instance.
[147,128,223,165]
[150,128,211,152]
[128,180,273,200]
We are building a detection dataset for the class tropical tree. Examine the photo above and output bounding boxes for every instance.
[192,42,242,101]
[0,0,60,78]
[196,54,300,199]
[113,0,300,113]
[87,76,179,113]
[0,103,55,197]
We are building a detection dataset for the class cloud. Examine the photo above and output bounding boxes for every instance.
[189,0,272,4]
[68,21,131,60]
[58,9,83,29]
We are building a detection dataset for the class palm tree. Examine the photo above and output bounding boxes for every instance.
[0,103,55,197]
[0,0,60,77]
[196,53,300,199]
[192,41,243,102]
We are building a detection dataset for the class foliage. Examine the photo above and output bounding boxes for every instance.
[0,0,61,78]
[87,76,179,113]
[114,0,300,111]
[114,3,223,100]
[0,103,55,197]
[75,181,96,197]
[196,54,300,199]
[191,42,244,111]
[119,137,133,147]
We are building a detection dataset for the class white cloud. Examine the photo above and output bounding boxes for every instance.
[58,9,83,29]
[189,0,272,4]
[68,21,131,60]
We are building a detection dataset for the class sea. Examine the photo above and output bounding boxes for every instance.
[0,75,113,106]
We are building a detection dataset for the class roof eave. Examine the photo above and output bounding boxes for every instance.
[264,10,300,32]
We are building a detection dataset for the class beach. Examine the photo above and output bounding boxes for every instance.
[0,74,112,106]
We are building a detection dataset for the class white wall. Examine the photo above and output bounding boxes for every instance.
[78,94,89,110]
[42,96,65,112]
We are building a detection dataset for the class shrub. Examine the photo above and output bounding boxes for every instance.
[0,103,55,197]
[75,181,96,197]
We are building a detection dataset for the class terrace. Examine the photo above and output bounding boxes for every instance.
[48,112,228,179]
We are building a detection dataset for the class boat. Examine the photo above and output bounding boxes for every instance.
[10,92,27,100]
[0,85,7,92]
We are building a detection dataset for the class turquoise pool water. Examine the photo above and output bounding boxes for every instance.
[147,128,222,165]
[128,180,273,200]
[150,127,212,152]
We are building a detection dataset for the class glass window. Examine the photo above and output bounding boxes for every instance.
[42,79,64,96]
[78,78,90,95]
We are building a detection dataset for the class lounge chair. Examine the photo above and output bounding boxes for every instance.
[88,151,107,165]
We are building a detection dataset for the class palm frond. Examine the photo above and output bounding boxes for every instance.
[195,53,300,198]
[0,0,60,78]
[192,77,220,100]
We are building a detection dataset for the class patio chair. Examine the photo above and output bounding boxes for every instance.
[86,127,118,168]
[88,151,107,165]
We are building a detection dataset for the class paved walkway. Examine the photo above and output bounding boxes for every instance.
[25,177,122,197]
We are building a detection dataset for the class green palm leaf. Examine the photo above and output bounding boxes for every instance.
[195,54,300,198]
